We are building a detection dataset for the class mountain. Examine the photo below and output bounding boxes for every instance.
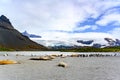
[104,38,120,47]
[22,31,41,38]
[31,37,120,49]
[0,15,47,51]
[77,40,94,45]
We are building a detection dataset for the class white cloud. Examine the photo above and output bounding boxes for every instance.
[74,26,91,31]
[91,26,98,30]
[71,32,113,40]
[0,0,11,3]
[74,25,98,31]
[0,0,103,32]
[40,31,113,40]
[108,27,120,39]
[12,0,88,32]
[96,13,120,26]
[0,0,120,40]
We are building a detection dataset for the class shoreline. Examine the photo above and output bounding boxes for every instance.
[0,51,120,56]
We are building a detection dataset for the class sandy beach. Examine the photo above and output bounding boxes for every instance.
[0,54,120,80]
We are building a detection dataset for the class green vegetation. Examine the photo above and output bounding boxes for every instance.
[0,47,14,51]
[0,45,120,52]
[59,46,120,52]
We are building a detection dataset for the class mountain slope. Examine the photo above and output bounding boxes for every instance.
[0,15,47,51]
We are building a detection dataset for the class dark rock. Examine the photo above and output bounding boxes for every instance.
[0,15,11,24]
[0,15,14,29]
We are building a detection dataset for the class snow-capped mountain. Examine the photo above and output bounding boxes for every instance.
[31,36,120,49]
[22,31,41,38]
[77,40,94,45]
[104,38,120,46]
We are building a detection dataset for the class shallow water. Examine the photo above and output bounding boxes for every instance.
[0,51,119,56]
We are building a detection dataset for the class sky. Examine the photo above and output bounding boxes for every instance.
[0,0,120,40]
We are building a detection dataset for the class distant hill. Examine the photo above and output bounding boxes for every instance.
[59,46,120,52]
[22,31,41,38]
[0,15,47,51]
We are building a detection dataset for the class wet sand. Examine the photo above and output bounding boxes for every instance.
[0,56,120,80]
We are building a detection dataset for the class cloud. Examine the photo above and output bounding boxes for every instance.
[11,0,88,32]
[108,27,120,39]
[0,0,102,32]
[96,13,120,26]
[71,32,113,40]
[0,0,120,39]
[74,25,98,31]
[0,0,11,3]
[40,30,113,40]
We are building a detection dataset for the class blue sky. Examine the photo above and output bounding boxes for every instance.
[0,0,120,40]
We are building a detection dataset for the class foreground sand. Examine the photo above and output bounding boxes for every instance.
[0,56,120,80]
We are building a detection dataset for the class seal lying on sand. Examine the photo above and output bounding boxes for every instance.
[0,59,18,65]
[57,62,68,68]
[30,55,56,61]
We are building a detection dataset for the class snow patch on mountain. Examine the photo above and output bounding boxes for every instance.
[31,37,118,48]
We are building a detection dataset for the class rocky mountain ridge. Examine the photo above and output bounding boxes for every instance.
[0,15,47,51]
[22,31,41,38]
